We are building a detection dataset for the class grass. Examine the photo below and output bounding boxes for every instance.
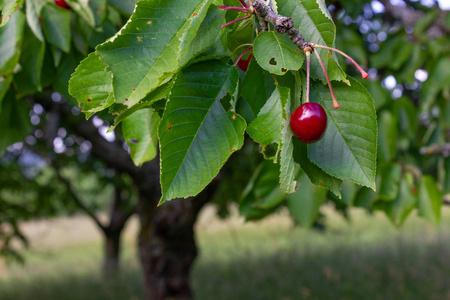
[1,206,450,300]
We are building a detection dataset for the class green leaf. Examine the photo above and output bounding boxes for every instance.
[107,0,136,14]
[88,0,107,27]
[122,108,160,166]
[110,80,173,130]
[421,57,450,112]
[158,60,245,204]
[370,35,401,69]
[335,26,367,68]
[377,110,398,164]
[241,57,276,118]
[0,90,31,153]
[13,25,45,96]
[96,0,212,108]
[41,3,71,53]
[196,27,229,62]
[383,173,417,226]
[335,180,357,206]
[180,5,225,66]
[417,175,442,226]
[51,45,63,67]
[276,0,346,82]
[246,85,288,158]
[226,14,253,55]
[253,31,304,76]
[54,52,84,105]
[308,77,378,190]
[0,9,24,75]
[26,0,44,41]
[240,160,284,221]
[390,39,413,71]
[286,173,327,228]
[445,156,450,195]
[0,0,23,27]
[396,98,417,139]
[362,77,389,111]
[293,138,342,197]
[353,186,378,209]
[0,10,24,107]
[379,163,402,201]
[69,52,114,117]
[279,86,299,194]
[66,0,96,28]
[0,73,13,109]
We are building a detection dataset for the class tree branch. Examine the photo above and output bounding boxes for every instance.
[30,95,139,175]
[420,143,450,157]
[107,186,136,233]
[53,163,107,232]
[444,197,450,206]
[252,0,311,51]
[379,0,449,39]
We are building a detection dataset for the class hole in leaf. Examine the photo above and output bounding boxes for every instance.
[269,57,277,66]
[129,138,138,144]
[220,94,232,111]
[281,68,287,73]
[261,143,278,160]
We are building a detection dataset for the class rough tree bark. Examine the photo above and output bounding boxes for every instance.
[103,186,135,276]
[136,182,216,300]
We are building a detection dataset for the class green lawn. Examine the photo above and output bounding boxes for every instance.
[1,207,450,300]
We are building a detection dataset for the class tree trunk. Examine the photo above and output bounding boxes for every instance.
[137,185,215,300]
[102,186,135,278]
[103,231,121,276]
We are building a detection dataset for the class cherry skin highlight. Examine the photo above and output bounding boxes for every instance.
[237,53,252,72]
[55,0,70,9]
[290,102,327,144]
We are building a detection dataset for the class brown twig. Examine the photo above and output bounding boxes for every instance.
[420,143,450,158]
[251,0,312,51]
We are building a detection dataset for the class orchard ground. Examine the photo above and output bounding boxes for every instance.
[1,205,450,300]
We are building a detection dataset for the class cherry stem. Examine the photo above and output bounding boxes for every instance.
[234,46,253,66]
[238,0,249,8]
[306,51,311,103]
[217,5,249,13]
[313,44,369,79]
[221,15,251,29]
[313,50,340,109]
[231,43,254,58]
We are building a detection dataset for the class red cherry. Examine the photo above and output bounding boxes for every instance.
[290,102,327,144]
[237,53,252,72]
[55,0,70,9]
